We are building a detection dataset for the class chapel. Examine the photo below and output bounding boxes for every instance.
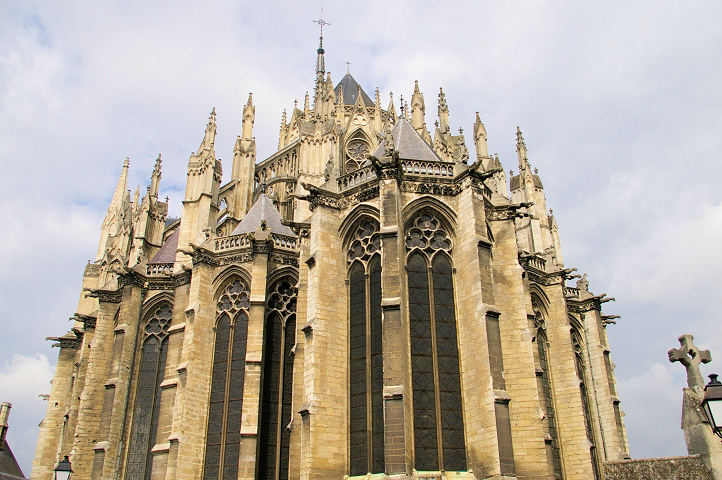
[32,32,628,480]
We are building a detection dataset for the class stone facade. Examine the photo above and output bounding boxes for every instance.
[32,37,628,480]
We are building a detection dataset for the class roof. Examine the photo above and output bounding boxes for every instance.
[335,73,374,107]
[231,194,296,237]
[371,118,442,162]
[148,227,179,264]
[509,173,543,191]
[0,440,26,480]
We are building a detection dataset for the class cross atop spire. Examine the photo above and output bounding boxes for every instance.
[345,60,352,73]
[313,7,330,39]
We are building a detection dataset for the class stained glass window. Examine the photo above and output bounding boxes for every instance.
[347,219,384,475]
[258,279,297,480]
[405,212,466,472]
[126,303,172,480]
[204,279,250,480]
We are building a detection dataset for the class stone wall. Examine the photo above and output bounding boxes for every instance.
[604,455,712,480]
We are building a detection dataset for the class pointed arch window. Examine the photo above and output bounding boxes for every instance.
[126,303,172,480]
[571,323,601,480]
[405,212,466,472]
[258,279,297,480]
[531,300,563,479]
[203,279,250,480]
[347,219,384,476]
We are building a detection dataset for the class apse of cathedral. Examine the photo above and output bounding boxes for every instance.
[33,32,629,480]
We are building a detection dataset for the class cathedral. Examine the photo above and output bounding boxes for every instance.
[32,33,629,480]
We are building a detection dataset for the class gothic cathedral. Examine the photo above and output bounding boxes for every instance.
[33,35,629,480]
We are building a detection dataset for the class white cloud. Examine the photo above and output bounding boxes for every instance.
[0,353,55,476]
[1,0,722,470]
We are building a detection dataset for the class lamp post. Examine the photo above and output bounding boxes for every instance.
[53,455,72,480]
[702,374,722,439]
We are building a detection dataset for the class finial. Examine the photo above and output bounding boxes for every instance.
[459,127,463,134]
[123,157,130,168]
[346,60,352,73]
[294,99,298,110]
[435,120,439,128]
[166,196,169,203]
[399,94,404,115]
[534,167,538,174]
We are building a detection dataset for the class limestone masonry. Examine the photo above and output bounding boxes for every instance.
[33,36,629,480]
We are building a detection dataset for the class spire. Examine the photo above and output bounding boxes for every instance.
[474,112,488,158]
[438,87,450,134]
[242,93,255,140]
[149,154,162,198]
[313,9,330,102]
[109,158,130,213]
[198,108,217,153]
[375,88,380,108]
[516,126,530,171]
[304,92,310,117]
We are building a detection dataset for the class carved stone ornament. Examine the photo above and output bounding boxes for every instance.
[191,249,219,267]
[46,331,82,349]
[486,206,517,222]
[218,253,254,265]
[98,288,123,304]
[566,299,601,314]
[401,182,462,196]
[270,252,300,266]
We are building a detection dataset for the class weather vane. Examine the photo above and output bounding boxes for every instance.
[313,7,330,37]
[345,60,352,73]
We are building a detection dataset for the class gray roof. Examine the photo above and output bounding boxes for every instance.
[509,173,543,191]
[372,118,442,162]
[335,73,374,107]
[149,227,179,264]
[0,441,26,480]
[231,194,296,237]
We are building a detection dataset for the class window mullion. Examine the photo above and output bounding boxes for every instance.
[428,260,444,471]
[275,318,286,480]
[219,322,235,479]
[365,271,373,474]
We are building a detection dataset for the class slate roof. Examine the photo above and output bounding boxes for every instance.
[0,440,26,480]
[148,227,179,264]
[509,173,543,191]
[231,194,296,237]
[335,73,374,107]
[371,118,442,162]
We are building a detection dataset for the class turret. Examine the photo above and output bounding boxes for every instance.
[130,154,168,265]
[241,93,255,140]
[410,81,430,143]
[175,109,223,267]
[149,154,162,198]
[96,158,130,261]
[474,112,489,161]
[438,88,450,134]
[231,93,257,219]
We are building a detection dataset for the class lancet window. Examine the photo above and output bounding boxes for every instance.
[203,279,251,480]
[571,323,601,480]
[258,279,297,480]
[126,303,172,480]
[531,300,563,479]
[405,212,466,472]
[347,219,384,476]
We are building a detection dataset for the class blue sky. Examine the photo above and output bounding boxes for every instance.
[1,1,721,475]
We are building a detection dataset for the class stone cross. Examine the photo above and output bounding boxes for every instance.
[668,334,712,389]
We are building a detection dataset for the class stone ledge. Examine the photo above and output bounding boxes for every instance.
[604,454,712,480]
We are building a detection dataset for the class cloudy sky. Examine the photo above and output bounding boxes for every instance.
[2,0,721,475]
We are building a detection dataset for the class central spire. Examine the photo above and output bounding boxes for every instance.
[313,8,330,103]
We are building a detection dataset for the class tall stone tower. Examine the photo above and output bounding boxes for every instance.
[32,35,628,480]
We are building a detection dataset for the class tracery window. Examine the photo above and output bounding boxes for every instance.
[345,138,370,174]
[126,303,172,480]
[405,212,466,472]
[347,219,384,476]
[531,301,563,479]
[571,324,601,480]
[258,279,297,480]
[203,279,251,480]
